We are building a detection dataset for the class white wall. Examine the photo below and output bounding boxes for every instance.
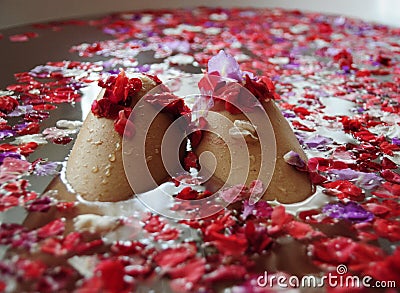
[0,0,399,29]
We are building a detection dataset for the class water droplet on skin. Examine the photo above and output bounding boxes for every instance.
[146,156,153,162]
[89,129,94,133]
[91,166,99,173]
[115,142,121,151]
[108,153,116,162]
[105,169,111,177]
[101,179,108,185]
[86,138,92,142]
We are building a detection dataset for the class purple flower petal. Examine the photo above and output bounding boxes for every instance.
[34,161,59,176]
[8,105,34,117]
[356,172,382,190]
[329,168,359,180]
[323,201,374,223]
[103,27,116,35]
[283,150,306,169]
[282,111,296,118]
[242,199,273,219]
[295,131,308,145]
[0,129,15,140]
[163,40,190,53]
[137,64,151,73]
[304,135,333,149]
[0,152,22,165]
[207,50,243,82]
[392,137,400,146]
[329,169,382,190]
[12,122,29,132]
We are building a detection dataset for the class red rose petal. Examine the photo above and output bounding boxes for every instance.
[373,218,400,242]
[0,96,19,113]
[154,246,196,269]
[94,259,129,292]
[143,215,166,233]
[37,219,65,239]
[154,228,180,241]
